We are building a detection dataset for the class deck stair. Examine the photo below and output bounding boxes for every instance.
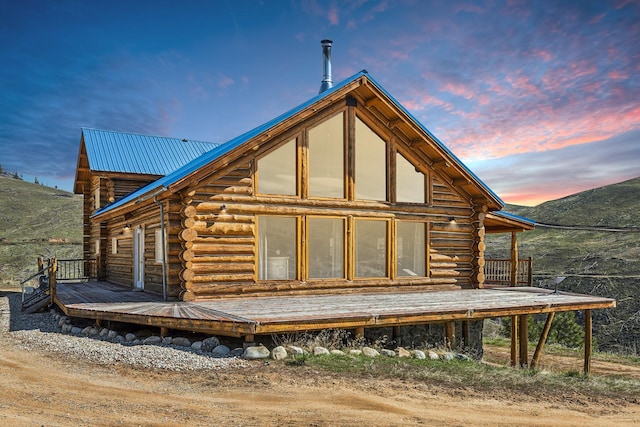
[20,266,51,313]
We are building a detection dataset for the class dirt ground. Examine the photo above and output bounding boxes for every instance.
[1,298,639,426]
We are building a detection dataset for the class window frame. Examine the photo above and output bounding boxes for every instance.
[394,219,429,279]
[305,216,347,281]
[352,217,391,279]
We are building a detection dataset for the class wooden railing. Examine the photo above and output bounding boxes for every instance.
[485,257,532,286]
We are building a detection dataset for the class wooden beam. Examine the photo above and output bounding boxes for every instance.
[530,312,555,369]
[510,232,519,287]
[510,315,519,366]
[461,321,470,349]
[445,321,456,349]
[354,327,364,339]
[584,309,592,374]
[519,314,528,368]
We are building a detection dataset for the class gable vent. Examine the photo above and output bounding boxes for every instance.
[319,39,333,93]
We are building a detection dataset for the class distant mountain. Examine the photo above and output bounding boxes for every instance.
[487,176,640,354]
[504,176,640,228]
[0,176,82,285]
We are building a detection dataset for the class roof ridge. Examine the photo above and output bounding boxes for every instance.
[82,127,219,145]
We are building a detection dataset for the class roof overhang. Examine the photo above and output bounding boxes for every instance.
[485,211,535,234]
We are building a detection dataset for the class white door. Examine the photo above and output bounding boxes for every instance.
[133,226,145,290]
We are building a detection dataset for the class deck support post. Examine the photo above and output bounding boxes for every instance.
[510,232,518,286]
[445,321,455,349]
[461,321,470,350]
[160,327,168,338]
[354,327,364,339]
[584,309,592,375]
[392,326,401,346]
[530,312,555,369]
[510,316,519,366]
[519,314,529,368]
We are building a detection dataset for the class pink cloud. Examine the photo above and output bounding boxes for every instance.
[608,70,629,79]
[327,6,339,25]
[531,49,553,62]
[218,76,234,88]
[441,82,476,100]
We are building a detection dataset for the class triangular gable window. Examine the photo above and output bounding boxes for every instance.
[308,113,345,198]
[257,138,297,195]
[396,152,425,203]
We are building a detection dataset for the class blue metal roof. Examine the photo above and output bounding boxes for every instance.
[93,70,504,217]
[82,128,219,175]
[493,210,536,226]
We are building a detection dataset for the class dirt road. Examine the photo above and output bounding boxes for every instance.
[0,342,639,426]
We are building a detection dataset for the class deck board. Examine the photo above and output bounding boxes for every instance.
[54,282,616,337]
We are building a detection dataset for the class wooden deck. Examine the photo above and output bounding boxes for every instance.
[54,281,616,338]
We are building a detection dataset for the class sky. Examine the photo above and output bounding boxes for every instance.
[1,0,638,206]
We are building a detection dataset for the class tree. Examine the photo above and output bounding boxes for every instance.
[34,177,39,184]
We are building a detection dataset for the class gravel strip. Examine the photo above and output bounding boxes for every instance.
[0,291,248,371]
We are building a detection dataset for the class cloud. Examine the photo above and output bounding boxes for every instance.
[327,6,339,25]
[466,130,640,206]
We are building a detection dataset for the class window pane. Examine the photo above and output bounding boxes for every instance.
[308,113,344,198]
[308,217,344,279]
[257,139,296,195]
[355,117,386,201]
[258,216,296,280]
[355,220,387,278]
[397,153,425,203]
[396,222,426,277]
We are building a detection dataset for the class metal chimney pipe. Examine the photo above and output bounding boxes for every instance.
[319,39,333,93]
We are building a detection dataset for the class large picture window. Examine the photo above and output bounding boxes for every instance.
[257,138,296,195]
[396,153,425,203]
[308,113,344,198]
[308,217,344,279]
[355,117,386,201]
[396,221,426,277]
[355,219,387,278]
[258,216,297,280]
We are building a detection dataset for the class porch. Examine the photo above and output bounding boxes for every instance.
[52,280,615,373]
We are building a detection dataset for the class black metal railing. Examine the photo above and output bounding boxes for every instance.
[56,258,97,282]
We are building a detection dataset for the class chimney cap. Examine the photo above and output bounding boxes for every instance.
[321,39,333,44]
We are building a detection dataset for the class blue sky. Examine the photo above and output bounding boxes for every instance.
[1,0,638,206]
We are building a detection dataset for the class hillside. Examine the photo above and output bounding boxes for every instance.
[487,176,640,354]
[0,176,82,285]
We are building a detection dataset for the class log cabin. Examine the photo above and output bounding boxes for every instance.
[66,41,614,368]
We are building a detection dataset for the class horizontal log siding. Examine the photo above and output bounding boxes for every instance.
[177,159,478,300]
[430,177,474,289]
[180,164,256,300]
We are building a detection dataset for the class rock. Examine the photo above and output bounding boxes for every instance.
[115,335,125,343]
[442,352,455,361]
[81,326,92,336]
[427,350,440,360]
[396,347,411,358]
[243,345,271,360]
[143,336,162,345]
[380,349,396,357]
[411,350,426,360]
[287,345,305,356]
[132,339,142,345]
[191,341,203,351]
[161,337,172,345]
[99,328,109,337]
[271,346,288,360]
[455,353,472,362]
[231,347,245,357]
[313,346,330,356]
[107,330,118,339]
[171,337,191,347]
[125,333,137,342]
[330,349,345,356]
[70,326,82,335]
[362,347,380,358]
[201,336,221,352]
[349,349,363,356]
[211,345,231,357]
[57,317,68,327]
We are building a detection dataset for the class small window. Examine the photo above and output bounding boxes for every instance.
[396,153,425,203]
[154,229,165,264]
[308,217,344,279]
[396,222,426,277]
[257,138,297,195]
[112,237,118,255]
[355,219,387,278]
[355,117,387,201]
[308,113,344,198]
[258,216,297,280]
[94,185,101,210]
